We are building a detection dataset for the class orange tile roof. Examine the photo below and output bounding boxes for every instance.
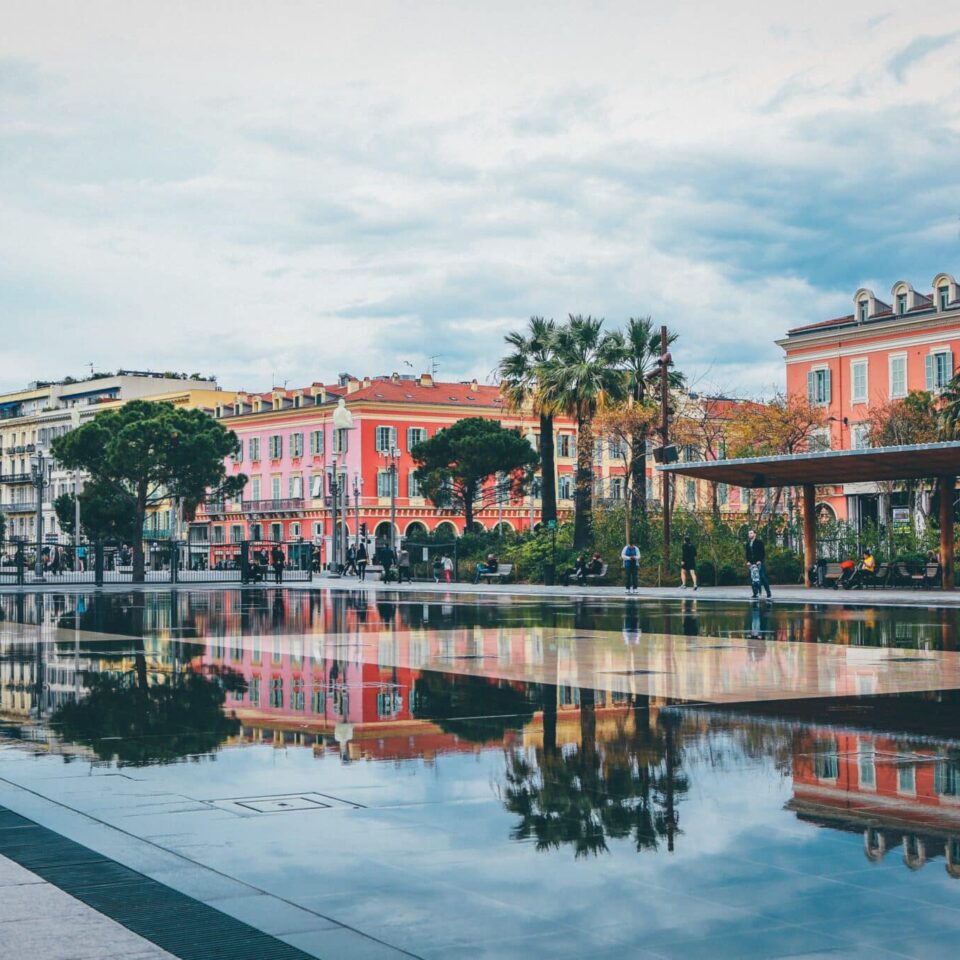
[345,380,505,407]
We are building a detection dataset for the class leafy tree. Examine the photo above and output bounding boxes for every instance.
[498,316,559,525]
[0,511,5,542]
[622,318,683,521]
[51,400,246,581]
[541,316,627,548]
[411,417,538,530]
[53,480,139,543]
[866,390,939,447]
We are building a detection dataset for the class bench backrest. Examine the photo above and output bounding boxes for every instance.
[824,562,842,575]
[497,564,513,575]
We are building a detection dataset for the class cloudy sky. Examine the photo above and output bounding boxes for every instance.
[2,1,960,396]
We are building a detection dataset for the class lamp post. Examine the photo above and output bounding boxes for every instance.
[379,446,400,553]
[330,399,354,573]
[353,474,362,552]
[31,446,45,581]
[70,409,81,546]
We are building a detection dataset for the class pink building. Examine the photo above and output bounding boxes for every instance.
[779,272,960,523]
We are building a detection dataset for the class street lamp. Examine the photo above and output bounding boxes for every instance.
[378,446,400,554]
[353,473,363,552]
[330,399,354,573]
[30,445,45,580]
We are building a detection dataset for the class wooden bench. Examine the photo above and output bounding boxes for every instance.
[477,563,513,583]
[585,563,609,583]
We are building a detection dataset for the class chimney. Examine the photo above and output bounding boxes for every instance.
[347,377,361,394]
[362,376,372,388]
[470,378,479,391]
[419,373,434,387]
[390,372,400,383]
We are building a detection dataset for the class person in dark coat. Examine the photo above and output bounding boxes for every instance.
[680,536,697,590]
[745,529,771,600]
[270,545,285,584]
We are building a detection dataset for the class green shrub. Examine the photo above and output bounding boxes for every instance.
[717,563,741,586]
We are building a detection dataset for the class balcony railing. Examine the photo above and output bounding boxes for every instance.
[3,501,38,514]
[241,498,304,514]
[0,473,33,484]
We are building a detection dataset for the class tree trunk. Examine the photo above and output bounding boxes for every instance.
[710,482,719,519]
[541,683,557,758]
[133,482,147,583]
[573,415,594,549]
[631,433,647,524]
[539,412,557,525]
[463,481,475,532]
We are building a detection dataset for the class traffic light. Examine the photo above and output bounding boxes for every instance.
[360,522,367,538]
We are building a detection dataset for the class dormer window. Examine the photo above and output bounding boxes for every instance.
[896,293,907,315]
[857,300,868,323]
[939,285,950,311]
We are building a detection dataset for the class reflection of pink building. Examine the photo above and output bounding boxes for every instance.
[790,729,960,877]
[780,272,960,522]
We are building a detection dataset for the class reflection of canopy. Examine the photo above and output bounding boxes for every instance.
[660,442,960,588]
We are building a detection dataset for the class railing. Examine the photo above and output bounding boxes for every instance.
[0,473,33,484]
[3,501,37,514]
[241,498,304,513]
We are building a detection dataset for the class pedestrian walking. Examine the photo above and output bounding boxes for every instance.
[620,541,640,593]
[381,543,396,582]
[343,544,358,577]
[680,535,698,590]
[745,529,772,600]
[441,553,454,584]
[356,542,368,581]
[271,544,285,584]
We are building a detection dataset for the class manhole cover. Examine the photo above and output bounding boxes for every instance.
[208,793,364,815]
[599,669,664,676]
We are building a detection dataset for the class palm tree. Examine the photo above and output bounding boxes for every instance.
[541,316,627,548]
[498,317,558,524]
[622,317,683,527]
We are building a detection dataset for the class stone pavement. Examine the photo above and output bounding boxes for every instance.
[0,854,175,960]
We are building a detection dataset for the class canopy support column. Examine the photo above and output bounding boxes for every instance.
[939,475,955,591]
[802,483,816,588]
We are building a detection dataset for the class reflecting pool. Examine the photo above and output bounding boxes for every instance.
[2,588,960,959]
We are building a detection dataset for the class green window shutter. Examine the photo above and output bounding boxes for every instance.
[824,369,832,404]
[807,371,815,403]
[925,354,935,391]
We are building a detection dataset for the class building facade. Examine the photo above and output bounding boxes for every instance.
[0,372,233,543]
[779,272,960,522]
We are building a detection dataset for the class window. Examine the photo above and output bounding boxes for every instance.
[609,438,628,460]
[290,678,305,711]
[251,477,261,500]
[231,441,243,464]
[268,435,282,459]
[557,434,574,458]
[927,350,954,392]
[897,764,916,795]
[609,476,623,500]
[271,476,281,500]
[685,479,696,504]
[289,474,303,498]
[682,444,699,462]
[270,522,282,542]
[248,677,261,706]
[408,471,422,498]
[311,688,326,714]
[851,423,870,450]
[310,475,324,498]
[250,522,262,540]
[807,368,831,405]
[212,526,224,544]
[850,359,868,404]
[313,521,323,538]
[939,285,950,311]
[809,428,831,452]
[897,292,907,315]
[332,428,348,454]
[407,427,427,450]
[558,475,573,500]
[594,439,604,461]
[377,470,398,498]
[249,437,261,461]
[717,482,728,506]
[858,744,876,790]
[935,761,960,797]
[269,678,283,709]
[290,433,304,458]
[230,524,243,543]
[290,521,301,538]
[293,395,302,408]
[376,425,397,453]
[814,748,839,781]
[857,299,868,323]
[309,430,324,455]
[889,354,907,399]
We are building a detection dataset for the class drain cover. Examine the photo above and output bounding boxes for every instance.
[208,792,364,815]
[599,669,664,676]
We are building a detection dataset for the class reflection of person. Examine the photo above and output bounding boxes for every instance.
[682,598,698,636]
[680,536,697,590]
[621,542,640,593]
[745,530,771,600]
[270,545,285,584]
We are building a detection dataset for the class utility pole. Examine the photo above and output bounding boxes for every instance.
[389,447,399,553]
[33,448,45,581]
[353,475,361,552]
[331,455,339,573]
[660,324,671,569]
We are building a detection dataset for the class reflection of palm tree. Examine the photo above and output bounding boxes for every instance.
[501,688,688,857]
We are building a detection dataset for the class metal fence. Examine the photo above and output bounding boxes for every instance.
[0,539,314,586]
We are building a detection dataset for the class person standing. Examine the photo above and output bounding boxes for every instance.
[680,535,698,590]
[356,541,368,581]
[621,541,640,593]
[270,544,285,584]
[397,545,412,584]
[381,543,396,582]
[343,543,358,577]
[441,553,454,584]
[745,529,772,600]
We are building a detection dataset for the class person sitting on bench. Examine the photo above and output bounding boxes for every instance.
[473,554,499,583]
[566,553,588,584]
[587,552,603,576]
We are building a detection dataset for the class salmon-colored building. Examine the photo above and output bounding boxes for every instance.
[779,272,960,522]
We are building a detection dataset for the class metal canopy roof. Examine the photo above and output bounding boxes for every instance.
[658,442,960,488]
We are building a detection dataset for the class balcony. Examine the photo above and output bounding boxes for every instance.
[3,501,38,514]
[241,498,304,515]
[0,473,33,484]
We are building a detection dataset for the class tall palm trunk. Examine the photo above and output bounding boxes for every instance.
[574,415,594,549]
[631,434,647,527]
[133,480,147,583]
[539,412,557,524]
